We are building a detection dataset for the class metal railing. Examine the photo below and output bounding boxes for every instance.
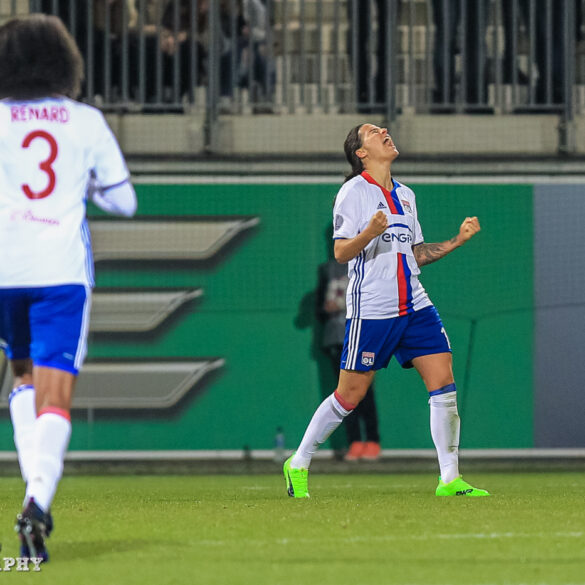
[6,1,583,150]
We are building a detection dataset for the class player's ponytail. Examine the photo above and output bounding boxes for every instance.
[343,124,364,183]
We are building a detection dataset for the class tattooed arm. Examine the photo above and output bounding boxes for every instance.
[413,216,481,267]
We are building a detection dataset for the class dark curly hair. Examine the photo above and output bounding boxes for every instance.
[0,13,83,100]
[343,124,364,183]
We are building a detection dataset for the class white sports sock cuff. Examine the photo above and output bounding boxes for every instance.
[8,384,35,403]
[429,391,457,408]
[330,393,351,417]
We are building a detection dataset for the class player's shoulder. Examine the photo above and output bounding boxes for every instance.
[393,178,416,200]
[334,174,369,206]
[0,99,10,122]
[64,99,106,123]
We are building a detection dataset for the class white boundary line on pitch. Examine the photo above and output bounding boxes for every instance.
[2,449,585,462]
[131,175,585,185]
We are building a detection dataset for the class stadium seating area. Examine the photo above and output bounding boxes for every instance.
[3,1,585,158]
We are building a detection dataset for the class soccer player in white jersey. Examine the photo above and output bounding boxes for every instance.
[0,14,137,560]
[284,123,489,498]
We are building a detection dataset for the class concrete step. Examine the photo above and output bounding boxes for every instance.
[0,0,29,22]
[273,0,431,26]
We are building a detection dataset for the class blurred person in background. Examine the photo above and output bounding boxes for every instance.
[431,0,490,112]
[316,237,381,462]
[283,123,489,499]
[93,0,139,98]
[239,0,274,110]
[346,0,400,113]
[529,0,580,107]
[501,0,530,86]
[0,13,136,561]
[156,0,235,106]
[501,0,581,108]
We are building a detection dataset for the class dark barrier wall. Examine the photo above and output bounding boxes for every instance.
[0,181,535,450]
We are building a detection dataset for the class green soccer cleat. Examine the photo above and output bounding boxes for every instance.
[435,476,490,497]
[283,455,310,498]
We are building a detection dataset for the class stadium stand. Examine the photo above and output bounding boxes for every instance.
[2,2,584,161]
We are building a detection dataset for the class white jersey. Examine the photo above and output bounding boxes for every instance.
[0,97,130,288]
[333,172,433,319]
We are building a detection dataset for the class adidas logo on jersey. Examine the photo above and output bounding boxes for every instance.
[377,202,386,209]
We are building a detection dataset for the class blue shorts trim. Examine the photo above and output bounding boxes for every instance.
[0,285,91,375]
[35,360,80,375]
[341,305,451,371]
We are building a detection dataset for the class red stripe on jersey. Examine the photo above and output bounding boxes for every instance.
[396,253,409,316]
[360,171,400,214]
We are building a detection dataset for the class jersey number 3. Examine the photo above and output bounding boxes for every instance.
[21,130,58,200]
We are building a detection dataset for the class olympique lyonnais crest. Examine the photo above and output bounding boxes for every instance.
[361,351,375,367]
[401,199,412,213]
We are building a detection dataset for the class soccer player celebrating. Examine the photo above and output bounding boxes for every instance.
[0,14,137,560]
[284,124,489,498]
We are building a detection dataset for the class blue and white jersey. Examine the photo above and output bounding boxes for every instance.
[333,171,433,319]
[0,97,129,288]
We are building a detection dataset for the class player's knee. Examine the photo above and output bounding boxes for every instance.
[337,384,368,406]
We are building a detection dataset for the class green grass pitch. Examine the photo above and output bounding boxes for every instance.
[1,472,584,585]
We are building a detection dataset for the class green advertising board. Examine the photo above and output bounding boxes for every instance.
[0,181,533,451]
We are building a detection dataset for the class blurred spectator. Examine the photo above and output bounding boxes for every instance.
[501,0,530,86]
[530,0,580,107]
[160,0,210,100]
[156,0,238,104]
[40,0,138,100]
[239,0,274,109]
[431,0,490,111]
[316,258,381,462]
[502,0,581,108]
[218,0,248,104]
[93,0,138,98]
[347,0,399,113]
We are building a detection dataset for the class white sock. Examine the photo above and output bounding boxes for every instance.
[429,389,460,484]
[26,411,72,512]
[291,392,353,469]
[9,385,37,483]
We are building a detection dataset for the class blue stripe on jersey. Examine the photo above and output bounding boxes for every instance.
[101,177,130,192]
[390,180,404,215]
[347,317,361,369]
[350,250,366,318]
[400,254,415,313]
[388,223,411,231]
[74,286,91,370]
[80,219,94,287]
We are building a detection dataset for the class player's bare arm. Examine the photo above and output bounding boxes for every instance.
[413,216,480,267]
[334,210,388,263]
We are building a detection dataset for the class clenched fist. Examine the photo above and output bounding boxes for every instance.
[366,210,389,237]
[458,216,481,244]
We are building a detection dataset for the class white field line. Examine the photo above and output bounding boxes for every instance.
[194,531,584,547]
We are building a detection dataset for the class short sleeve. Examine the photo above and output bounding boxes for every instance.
[333,185,361,240]
[90,111,130,188]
